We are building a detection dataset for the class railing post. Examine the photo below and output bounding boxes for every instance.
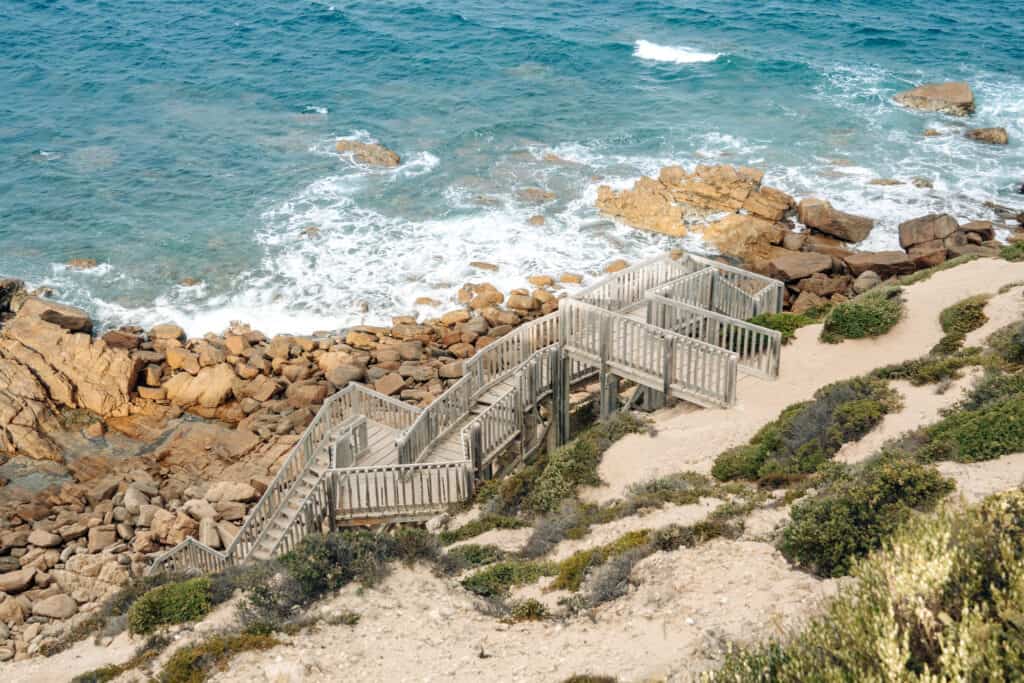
[549,347,570,446]
[469,424,483,475]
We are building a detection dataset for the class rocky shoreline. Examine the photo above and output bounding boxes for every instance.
[0,79,1020,664]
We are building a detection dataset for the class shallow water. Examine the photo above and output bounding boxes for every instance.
[1,0,1021,335]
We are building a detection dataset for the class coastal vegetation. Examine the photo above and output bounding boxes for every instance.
[820,286,904,343]
[709,492,1024,681]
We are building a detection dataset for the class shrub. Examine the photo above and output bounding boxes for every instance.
[1001,242,1024,262]
[709,491,1024,681]
[712,378,899,482]
[956,369,1024,412]
[507,598,549,622]
[485,413,648,516]
[461,560,556,598]
[550,530,652,592]
[582,548,645,607]
[438,514,525,545]
[127,577,212,634]
[778,455,953,577]
[748,311,822,345]
[439,544,507,574]
[933,294,990,354]
[872,347,984,385]
[71,635,170,683]
[626,471,715,508]
[158,632,278,683]
[987,320,1024,365]
[921,389,1024,462]
[392,527,440,564]
[820,286,903,343]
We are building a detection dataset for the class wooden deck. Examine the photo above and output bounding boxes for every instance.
[149,252,785,575]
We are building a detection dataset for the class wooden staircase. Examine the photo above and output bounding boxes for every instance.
[149,252,785,575]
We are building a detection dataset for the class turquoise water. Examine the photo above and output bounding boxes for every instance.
[2,0,1022,335]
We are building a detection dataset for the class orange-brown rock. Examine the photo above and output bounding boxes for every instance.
[596,177,684,236]
[798,198,874,243]
[893,82,974,116]
[702,214,786,260]
[335,139,400,166]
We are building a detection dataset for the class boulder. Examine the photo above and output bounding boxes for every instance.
[182,498,218,521]
[893,82,974,116]
[199,518,221,549]
[965,127,1008,145]
[843,251,915,278]
[0,567,35,593]
[1,312,140,417]
[796,273,851,297]
[766,252,832,281]
[166,347,200,374]
[17,297,93,333]
[87,525,117,553]
[335,139,400,167]
[205,481,259,504]
[32,593,77,619]
[150,323,185,341]
[907,240,948,268]
[798,198,874,243]
[898,213,959,249]
[326,364,365,388]
[0,595,26,624]
[27,530,62,548]
[596,178,684,236]
[791,291,829,315]
[163,362,237,408]
[374,372,406,396]
[702,214,785,260]
[961,221,996,241]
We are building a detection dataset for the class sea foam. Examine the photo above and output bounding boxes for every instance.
[633,40,720,64]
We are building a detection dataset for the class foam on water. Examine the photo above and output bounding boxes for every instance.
[633,40,721,64]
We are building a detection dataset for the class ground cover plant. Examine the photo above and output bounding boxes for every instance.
[820,286,904,343]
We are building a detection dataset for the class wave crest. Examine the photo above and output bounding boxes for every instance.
[633,40,720,64]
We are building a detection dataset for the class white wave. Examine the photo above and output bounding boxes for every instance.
[303,105,329,115]
[633,40,720,65]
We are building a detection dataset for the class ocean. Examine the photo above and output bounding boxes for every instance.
[1,0,1022,336]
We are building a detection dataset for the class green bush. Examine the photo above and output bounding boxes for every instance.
[872,347,984,385]
[158,632,278,683]
[820,286,903,343]
[778,455,953,577]
[550,530,651,592]
[987,321,1024,365]
[708,491,1024,681]
[1001,242,1024,262]
[439,544,507,574]
[933,294,990,354]
[127,577,212,634]
[507,598,549,622]
[484,413,648,516]
[921,389,1024,463]
[712,378,899,482]
[461,560,557,598]
[748,311,822,345]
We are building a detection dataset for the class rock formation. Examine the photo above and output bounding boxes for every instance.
[965,127,1009,145]
[596,164,795,238]
[334,140,401,167]
[893,82,975,116]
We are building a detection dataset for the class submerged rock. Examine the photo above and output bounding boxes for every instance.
[893,81,974,116]
[334,139,400,167]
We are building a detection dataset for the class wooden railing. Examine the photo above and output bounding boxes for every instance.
[575,254,698,311]
[148,537,227,575]
[647,296,782,379]
[396,312,561,464]
[688,255,784,318]
[561,298,738,408]
[335,460,473,520]
[267,471,335,558]
[151,383,418,574]
[331,416,369,469]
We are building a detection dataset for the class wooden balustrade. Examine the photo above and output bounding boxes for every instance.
[575,254,698,311]
[561,298,738,407]
[335,461,473,520]
[148,538,227,575]
[647,296,782,379]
